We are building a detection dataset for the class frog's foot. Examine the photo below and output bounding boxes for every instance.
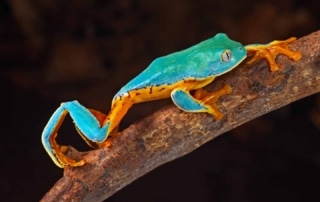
[245,37,302,72]
[193,84,232,103]
[171,85,232,120]
[193,84,232,119]
[196,84,232,119]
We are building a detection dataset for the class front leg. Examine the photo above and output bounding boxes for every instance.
[245,37,302,71]
[41,101,110,168]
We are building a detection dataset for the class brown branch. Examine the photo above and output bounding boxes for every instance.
[41,31,320,202]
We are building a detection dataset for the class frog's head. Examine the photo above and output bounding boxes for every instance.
[207,33,247,76]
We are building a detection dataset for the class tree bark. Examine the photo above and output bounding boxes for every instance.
[41,31,320,202]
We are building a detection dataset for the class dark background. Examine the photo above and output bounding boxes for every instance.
[1,0,320,201]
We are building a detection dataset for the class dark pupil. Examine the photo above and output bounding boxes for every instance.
[226,51,230,60]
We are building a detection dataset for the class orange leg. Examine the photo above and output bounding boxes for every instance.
[192,84,232,120]
[245,37,302,72]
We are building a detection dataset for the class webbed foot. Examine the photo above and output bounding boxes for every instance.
[245,37,302,71]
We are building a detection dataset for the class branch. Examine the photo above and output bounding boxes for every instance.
[41,31,320,202]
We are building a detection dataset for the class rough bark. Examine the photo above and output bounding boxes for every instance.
[41,31,320,202]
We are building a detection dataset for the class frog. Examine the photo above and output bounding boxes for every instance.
[41,33,301,168]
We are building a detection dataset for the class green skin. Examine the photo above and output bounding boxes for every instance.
[114,33,247,98]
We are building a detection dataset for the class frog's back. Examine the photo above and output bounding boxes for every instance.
[114,33,246,98]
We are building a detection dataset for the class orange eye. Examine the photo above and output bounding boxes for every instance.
[221,50,232,62]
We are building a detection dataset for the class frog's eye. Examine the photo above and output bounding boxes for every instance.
[221,49,232,62]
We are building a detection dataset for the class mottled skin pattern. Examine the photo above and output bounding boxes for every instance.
[41,33,301,168]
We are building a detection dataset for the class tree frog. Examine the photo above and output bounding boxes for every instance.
[41,33,301,168]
